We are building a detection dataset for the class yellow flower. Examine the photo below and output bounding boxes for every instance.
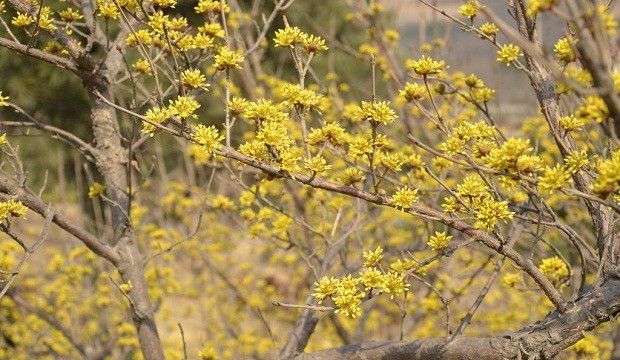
[143,106,175,136]
[380,271,409,298]
[307,123,347,146]
[153,0,177,8]
[96,0,120,19]
[473,197,513,231]
[337,168,365,186]
[198,22,225,38]
[565,149,588,174]
[572,334,601,358]
[427,231,452,251]
[192,125,224,154]
[169,95,200,119]
[88,183,106,198]
[358,43,379,56]
[384,29,400,42]
[302,34,328,53]
[11,13,34,27]
[214,46,245,71]
[304,155,331,174]
[553,37,575,64]
[399,83,426,102]
[405,55,447,76]
[591,149,620,198]
[181,69,207,89]
[484,137,532,172]
[0,200,27,221]
[119,281,133,294]
[359,267,384,288]
[194,0,229,13]
[539,256,568,284]
[59,8,84,22]
[0,134,6,146]
[501,273,521,288]
[597,4,618,36]
[538,165,571,193]
[147,11,171,33]
[391,187,419,210]
[497,44,522,65]
[479,22,499,37]
[362,247,383,267]
[458,0,481,19]
[0,91,8,106]
[575,96,608,123]
[211,195,234,210]
[360,101,397,124]
[125,30,153,47]
[132,59,153,74]
[199,343,217,360]
[526,0,559,17]
[312,276,338,302]
[273,26,305,47]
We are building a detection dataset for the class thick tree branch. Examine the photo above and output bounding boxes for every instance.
[0,177,120,264]
[0,37,78,74]
[296,277,620,359]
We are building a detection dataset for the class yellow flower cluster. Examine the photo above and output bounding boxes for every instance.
[473,197,514,231]
[439,121,496,156]
[526,0,559,17]
[337,168,366,186]
[483,137,537,173]
[399,82,427,102]
[305,155,331,174]
[143,106,175,136]
[307,123,347,146]
[214,46,245,71]
[362,246,383,267]
[59,8,83,22]
[0,200,27,221]
[427,231,452,251]
[275,83,327,111]
[0,91,8,106]
[11,13,34,27]
[360,101,397,125]
[575,96,608,124]
[133,59,152,74]
[501,273,521,288]
[538,256,568,285]
[192,125,224,155]
[390,187,419,210]
[273,26,327,53]
[458,0,481,19]
[312,246,409,318]
[538,164,571,193]
[591,149,620,198]
[479,22,499,37]
[553,37,575,64]
[96,0,120,19]
[405,55,447,76]
[170,95,201,118]
[194,0,229,14]
[181,69,208,89]
[497,44,522,65]
[443,175,514,231]
[88,183,106,198]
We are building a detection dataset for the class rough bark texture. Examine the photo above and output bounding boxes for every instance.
[296,277,620,360]
[89,81,165,360]
[280,307,319,359]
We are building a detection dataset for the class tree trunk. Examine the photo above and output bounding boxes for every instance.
[89,84,165,360]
